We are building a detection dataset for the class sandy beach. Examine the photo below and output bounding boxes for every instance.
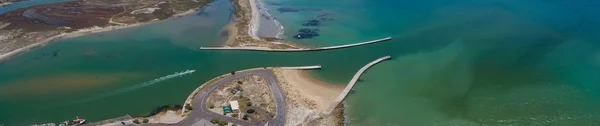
[272,68,345,125]
[183,67,346,125]
[223,0,301,49]
[221,21,238,46]
[281,69,344,111]
[248,0,261,40]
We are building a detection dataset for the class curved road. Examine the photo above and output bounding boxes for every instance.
[160,69,285,126]
[242,106,273,125]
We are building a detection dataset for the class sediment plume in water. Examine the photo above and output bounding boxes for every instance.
[69,70,196,105]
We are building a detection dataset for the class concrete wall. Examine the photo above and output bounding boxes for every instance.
[321,56,392,115]
[200,37,392,52]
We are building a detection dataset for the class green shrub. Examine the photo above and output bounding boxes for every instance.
[185,104,193,110]
[152,10,169,20]
[143,119,149,123]
[210,118,219,124]
[133,119,140,124]
[218,120,228,126]
[247,109,255,114]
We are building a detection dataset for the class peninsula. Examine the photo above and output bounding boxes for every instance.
[0,0,212,62]
[214,0,392,52]
[103,55,390,126]
[222,0,301,49]
[164,66,346,126]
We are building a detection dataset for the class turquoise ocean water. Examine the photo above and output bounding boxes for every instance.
[2,0,600,125]
[265,0,600,125]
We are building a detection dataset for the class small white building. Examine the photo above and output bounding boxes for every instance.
[229,100,240,110]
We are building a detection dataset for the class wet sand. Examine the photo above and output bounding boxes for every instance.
[281,69,344,111]
[222,21,238,45]
[248,0,261,40]
[222,0,301,49]
[272,68,345,125]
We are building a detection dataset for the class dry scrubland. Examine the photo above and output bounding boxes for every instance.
[206,75,276,123]
[0,0,211,61]
[223,0,300,49]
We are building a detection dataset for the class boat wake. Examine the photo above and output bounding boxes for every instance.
[69,70,196,105]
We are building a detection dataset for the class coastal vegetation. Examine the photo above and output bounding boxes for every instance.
[206,74,276,123]
[185,103,193,111]
[246,109,255,114]
[0,0,213,62]
[209,118,229,126]
[208,103,215,109]
[152,10,170,20]
[223,0,300,49]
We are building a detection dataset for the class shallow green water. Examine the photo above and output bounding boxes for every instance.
[0,0,385,124]
[264,0,600,125]
[2,0,600,125]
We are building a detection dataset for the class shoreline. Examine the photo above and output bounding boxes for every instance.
[254,0,285,39]
[0,10,196,63]
[223,0,302,49]
[221,19,238,46]
[0,2,14,7]
[273,68,345,125]
[248,0,261,40]
[285,69,344,112]
[83,66,344,125]
[183,67,345,125]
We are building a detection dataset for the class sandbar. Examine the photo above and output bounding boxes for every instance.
[223,0,302,49]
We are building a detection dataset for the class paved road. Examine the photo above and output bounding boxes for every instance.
[149,69,285,126]
[243,106,273,124]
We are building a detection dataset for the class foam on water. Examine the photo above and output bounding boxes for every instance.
[255,0,285,39]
